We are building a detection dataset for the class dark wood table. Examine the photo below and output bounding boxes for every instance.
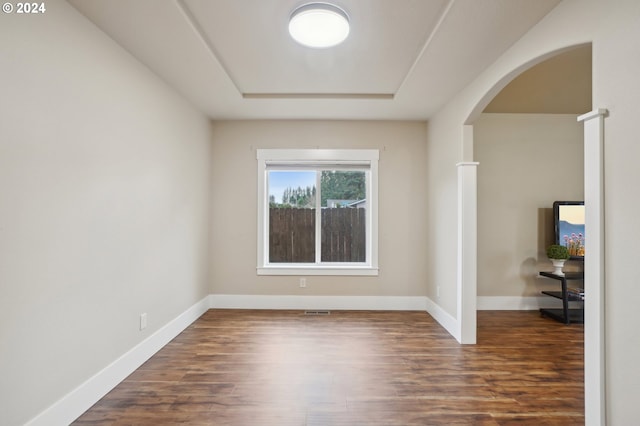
[539,271,584,324]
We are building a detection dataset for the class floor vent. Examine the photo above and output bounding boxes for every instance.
[304,310,331,315]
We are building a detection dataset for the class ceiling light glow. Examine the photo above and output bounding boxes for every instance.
[289,3,350,48]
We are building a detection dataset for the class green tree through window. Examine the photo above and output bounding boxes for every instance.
[321,171,365,206]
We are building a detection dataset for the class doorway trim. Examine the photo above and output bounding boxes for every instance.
[457,160,479,344]
[578,108,607,425]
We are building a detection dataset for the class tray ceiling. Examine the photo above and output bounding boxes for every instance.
[69,0,563,120]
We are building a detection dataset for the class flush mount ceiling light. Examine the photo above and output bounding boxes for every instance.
[288,3,350,48]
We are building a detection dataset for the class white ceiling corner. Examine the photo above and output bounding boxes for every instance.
[68,0,563,120]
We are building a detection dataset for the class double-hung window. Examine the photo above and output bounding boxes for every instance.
[257,149,379,275]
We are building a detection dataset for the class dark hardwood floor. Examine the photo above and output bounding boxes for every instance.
[74,310,584,425]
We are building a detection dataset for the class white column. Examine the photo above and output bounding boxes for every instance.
[578,108,608,426]
[457,162,479,344]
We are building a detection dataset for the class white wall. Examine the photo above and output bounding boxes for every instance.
[475,114,583,298]
[426,0,640,423]
[209,120,428,300]
[424,115,461,317]
[593,0,640,421]
[0,2,212,425]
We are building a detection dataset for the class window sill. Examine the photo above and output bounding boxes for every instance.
[257,266,379,276]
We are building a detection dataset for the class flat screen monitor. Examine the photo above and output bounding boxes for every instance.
[553,201,585,259]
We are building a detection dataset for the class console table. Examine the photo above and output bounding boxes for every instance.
[539,271,584,324]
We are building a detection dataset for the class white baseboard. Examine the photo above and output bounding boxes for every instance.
[26,293,464,425]
[477,296,561,310]
[209,294,428,311]
[26,296,211,426]
[424,297,460,342]
[210,294,464,344]
[210,294,463,344]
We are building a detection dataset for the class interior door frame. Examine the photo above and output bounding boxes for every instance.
[457,44,605,426]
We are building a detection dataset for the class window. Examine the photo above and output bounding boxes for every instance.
[257,149,379,275]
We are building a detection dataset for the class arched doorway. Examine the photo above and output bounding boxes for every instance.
[457,43,605,423]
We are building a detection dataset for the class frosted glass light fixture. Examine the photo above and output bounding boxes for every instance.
[288,3,350,48]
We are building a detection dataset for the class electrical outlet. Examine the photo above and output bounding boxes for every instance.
[140,313,147,330]
[299,278,307,288]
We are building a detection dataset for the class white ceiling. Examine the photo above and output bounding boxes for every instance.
[68,0,562,120]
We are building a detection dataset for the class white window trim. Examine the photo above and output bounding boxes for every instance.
[257,149,379,276]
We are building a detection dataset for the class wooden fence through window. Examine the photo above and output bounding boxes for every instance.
[269,208,366,263]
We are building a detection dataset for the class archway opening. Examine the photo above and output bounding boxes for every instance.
[475,45,591,311]
[458,44,604,420]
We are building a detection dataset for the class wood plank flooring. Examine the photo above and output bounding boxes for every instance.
[74,310,584,425]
